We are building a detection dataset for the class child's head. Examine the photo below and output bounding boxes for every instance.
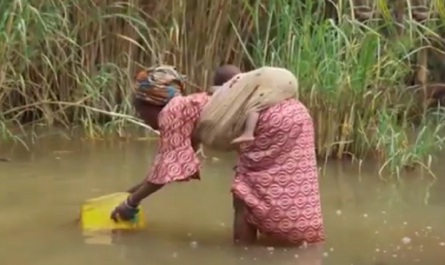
[213,65,241,86]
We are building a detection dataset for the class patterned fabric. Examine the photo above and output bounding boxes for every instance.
[134,65,185,106]
[196,67,297,151]
[145,93,209,184]
[231,98,325,244]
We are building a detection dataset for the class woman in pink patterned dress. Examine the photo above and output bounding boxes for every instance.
[110,66,325,247]
[231,97,325,245]
[110,65,241,219]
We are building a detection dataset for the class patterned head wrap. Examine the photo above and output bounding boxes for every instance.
[134,65,186,106]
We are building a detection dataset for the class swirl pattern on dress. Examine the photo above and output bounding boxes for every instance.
[232,98,325,244]
[145,93,209,184]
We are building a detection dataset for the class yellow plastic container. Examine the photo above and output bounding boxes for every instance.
[80,192,146,231]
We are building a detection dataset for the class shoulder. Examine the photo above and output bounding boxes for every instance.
[184,92,208,101]
[184,93,210,108]
[163,95,185,109]
[163,93,209,111]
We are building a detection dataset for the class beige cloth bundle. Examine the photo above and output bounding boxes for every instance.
[196,66,298,151]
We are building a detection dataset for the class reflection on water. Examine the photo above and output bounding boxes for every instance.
[1,134,445,265]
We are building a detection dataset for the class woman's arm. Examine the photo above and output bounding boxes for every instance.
[126,182,164,207]
[126,182,144,194]
[126,132,202,194]
[125,95,203,205]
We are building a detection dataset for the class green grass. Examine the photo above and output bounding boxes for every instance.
[0,0,444,177]
[241,0,445,177]
[0,0,253,140]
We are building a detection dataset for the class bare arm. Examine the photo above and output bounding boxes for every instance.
[126,182,144,194]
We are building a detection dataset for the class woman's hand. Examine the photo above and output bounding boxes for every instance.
[110,197,139,222]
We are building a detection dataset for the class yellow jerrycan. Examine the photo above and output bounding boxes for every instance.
[80,192,146,231]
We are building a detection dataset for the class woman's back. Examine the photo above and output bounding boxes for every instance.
[232,98,324,244]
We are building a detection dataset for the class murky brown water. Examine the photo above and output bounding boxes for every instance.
[1,133,445,265]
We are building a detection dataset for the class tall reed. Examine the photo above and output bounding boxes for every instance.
[0,0,444,176]
[243,0,445,176]
[0,0,251,139]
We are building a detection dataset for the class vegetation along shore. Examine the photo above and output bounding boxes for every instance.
[1,0,445,176]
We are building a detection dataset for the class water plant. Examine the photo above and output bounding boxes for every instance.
[0,0,444,176]
[243,0,445,177]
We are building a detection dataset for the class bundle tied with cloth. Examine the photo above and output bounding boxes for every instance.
[196,66,299,151]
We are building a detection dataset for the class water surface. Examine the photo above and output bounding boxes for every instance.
[1,135,445,264]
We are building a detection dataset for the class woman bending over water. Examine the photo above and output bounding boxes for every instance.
[111,65,325,246]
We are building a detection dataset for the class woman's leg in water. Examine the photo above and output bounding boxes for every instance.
[232,195,257,245]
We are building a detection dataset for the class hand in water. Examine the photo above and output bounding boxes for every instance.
[110,198,139,222]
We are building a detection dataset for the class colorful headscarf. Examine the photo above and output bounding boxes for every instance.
[134,65,185,106]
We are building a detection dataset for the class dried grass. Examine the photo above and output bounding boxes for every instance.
[0,0,445,176]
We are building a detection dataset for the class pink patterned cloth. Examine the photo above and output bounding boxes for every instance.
[231,98,325,244]
[145,93,324,244]
[145,93,209,184]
